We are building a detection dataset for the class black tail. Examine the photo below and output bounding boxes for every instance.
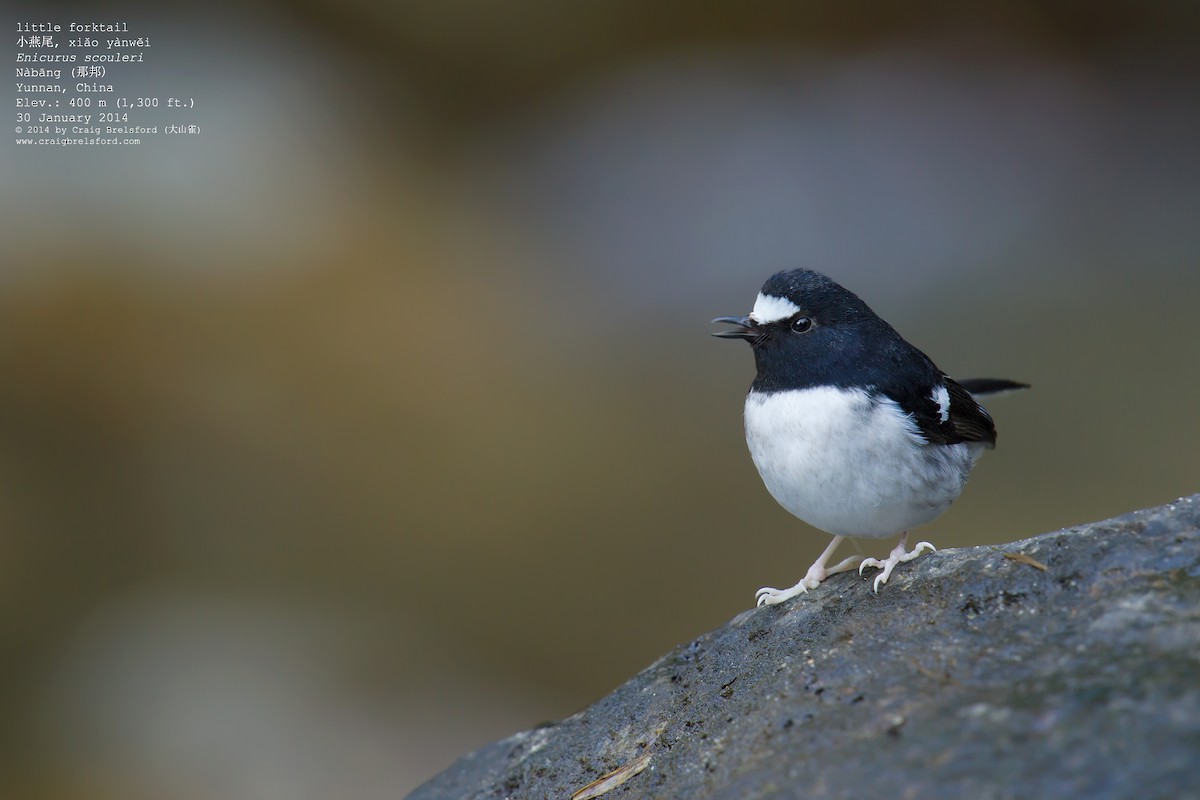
[957,378,1030,397]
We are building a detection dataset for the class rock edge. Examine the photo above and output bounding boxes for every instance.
[411,496,1200,800]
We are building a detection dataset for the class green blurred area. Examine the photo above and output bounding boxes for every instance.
[2,1,1199,798]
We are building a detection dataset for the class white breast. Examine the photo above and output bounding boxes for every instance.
[743,387,983,538]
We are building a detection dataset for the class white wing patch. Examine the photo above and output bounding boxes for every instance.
[933,384,950,423]
[750,293,802,324]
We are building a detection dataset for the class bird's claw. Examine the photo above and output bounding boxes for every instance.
[858,539,937,592]
[756,551,864,607]
[755,579,816,607]
[858,557,885,576]
[907,541,937,560]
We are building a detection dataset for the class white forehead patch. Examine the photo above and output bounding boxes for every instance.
[932,385,950,423]
[750,293,801,324]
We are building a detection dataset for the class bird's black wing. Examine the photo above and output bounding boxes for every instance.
[941,377,999,445]
[859,323,1024,448]
[887,375,1000,448]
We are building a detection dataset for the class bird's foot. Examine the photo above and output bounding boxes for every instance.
[858,535,936,592]
[756,555,863,607]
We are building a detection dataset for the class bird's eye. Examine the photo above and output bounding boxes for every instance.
[791,316,813,333]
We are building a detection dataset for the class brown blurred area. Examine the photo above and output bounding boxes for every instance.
[3,1,1199,797]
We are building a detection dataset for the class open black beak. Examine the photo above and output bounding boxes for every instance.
[711,315,758,340]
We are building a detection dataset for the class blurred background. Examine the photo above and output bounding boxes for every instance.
[3,1,1198,797]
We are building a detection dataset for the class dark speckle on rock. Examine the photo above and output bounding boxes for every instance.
[409,496,1200,800]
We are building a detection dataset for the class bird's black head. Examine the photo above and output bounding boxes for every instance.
[713,269,906,392]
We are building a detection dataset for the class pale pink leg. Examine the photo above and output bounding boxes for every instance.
[755,535,864,607]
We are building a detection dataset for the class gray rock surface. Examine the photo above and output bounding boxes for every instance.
[410,496,1200,799]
